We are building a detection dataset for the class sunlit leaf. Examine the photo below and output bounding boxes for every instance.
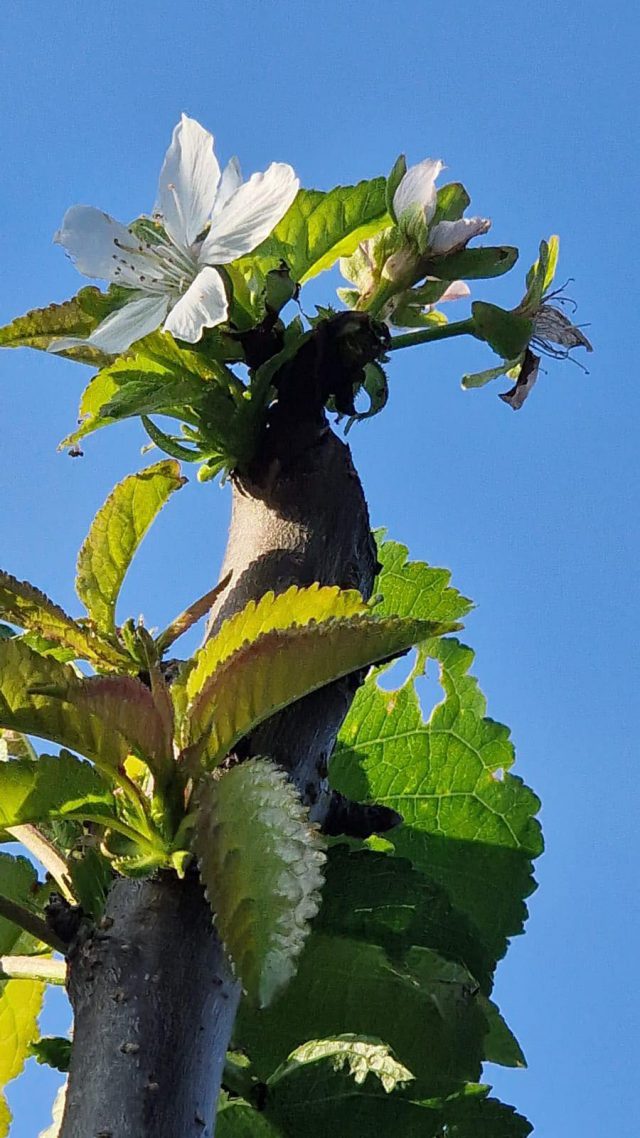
[0,572,127,670]
[0,286,127,366]
[76,460,186,635]
[236,180,390,284]
[194,759,326,1007]
[0,751,115,830]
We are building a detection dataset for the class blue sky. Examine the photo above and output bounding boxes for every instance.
[1,1,637,1133]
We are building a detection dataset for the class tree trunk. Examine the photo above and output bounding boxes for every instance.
[60,415,376,1137]
[61,873,240,1138]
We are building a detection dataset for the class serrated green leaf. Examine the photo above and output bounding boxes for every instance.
[0,976,44,1136]
[29,1035,71,1072]
[194,760,326,1007]
[184,610,451,769]
[237,180,390,284]
[318,846,494,994]
[0,638,130,769]
[76,460,186,634]
[424,246,518,280]
[270,1035,414,1093]
[480,997,526,1068]
[0,286,128,366]
[0,752,115,830]
[373,536,473,623]
[183,585,368,707]
[331,637,543,964]
[472,302,532,361]
[235,937,486,1095]
[0,572,127,670]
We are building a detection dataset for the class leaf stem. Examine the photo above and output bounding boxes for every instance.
[0,953,66,984]
[6,825,76,903]
[388,317,476,351]
[0,894,67,954]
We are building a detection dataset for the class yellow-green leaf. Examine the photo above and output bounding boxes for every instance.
[0,638,129,770]
[184,613,454,769]
[0,286,125,367]
[182,585,368,707]
[76,460,186,634]
[0,977,44,1136]
[0,572,127,670]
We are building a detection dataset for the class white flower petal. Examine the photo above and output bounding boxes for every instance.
[155,114,221,247]
[51,294,170,355]
[163,266,228,342]
[393,159,444,224]
[439,280,471,302]
[54,205,151,282]
[214,156,243,214]
[429,217,491,255]
[199,162,299,264]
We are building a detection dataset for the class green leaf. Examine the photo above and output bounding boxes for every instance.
[181,585,368,708]
[62,330,243,454]
[217,1100,282,1138]
[0,286,128,366]
[521,235,559,313]
[29,1035,71,1072]
[330,637,543,965]
[0,638,130,770]
[0,853,45,1135]
[0,751,116,830]
[0,976,44,1136]
[386,155,407,220]
[345,362,388,431]
[235,937,486,1095]
[471,301,532,360]
[318,845,494,995]
[433,182,471,223]
[424,246,518,281]
[373,535,473,624]
[183,590,453,768]
[481,998,526,1068]
[237,180,390,284]
[76,460,186,635]
[193,759,326,1007]
[0,853,41,955]
[270,1035,414,1093]
[0,572,127,670]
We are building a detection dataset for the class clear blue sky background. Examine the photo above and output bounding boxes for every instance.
[0,2,636,1134]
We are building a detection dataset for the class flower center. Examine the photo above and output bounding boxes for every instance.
[111,228,200,297]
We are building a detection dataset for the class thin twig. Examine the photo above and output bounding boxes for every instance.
[7,825,76,903]
[0,894,67,954]
[155,571,232,654]
[0,954,66,984]
[388,317,476,351]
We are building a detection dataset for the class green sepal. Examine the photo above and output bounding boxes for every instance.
[471,302,532,360]
[386,154,407,221]
[423,246,518,281]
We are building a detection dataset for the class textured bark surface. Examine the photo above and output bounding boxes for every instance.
[60,415,376,1137]
[61,873,240,1138]
[207,416,378,822]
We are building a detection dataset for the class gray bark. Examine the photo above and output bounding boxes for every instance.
[60,417,376,1137]
[61,872,240,1138]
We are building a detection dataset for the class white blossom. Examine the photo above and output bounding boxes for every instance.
[52,115,299,353]
[392,159,490,255]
